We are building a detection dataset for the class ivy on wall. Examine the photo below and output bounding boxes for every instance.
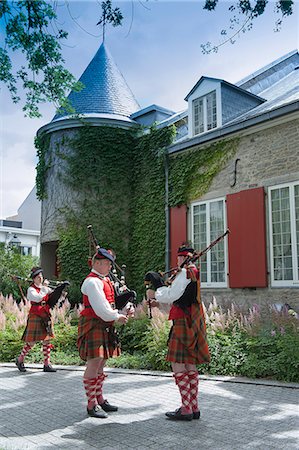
[35,132,51,201]
[36,124,238,301]
[169,139,239,206]
[129,126,175,294]
[54,125,138,292]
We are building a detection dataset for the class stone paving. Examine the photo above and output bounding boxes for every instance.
[0,364,298,450]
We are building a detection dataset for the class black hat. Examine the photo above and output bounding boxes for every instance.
[177,244,194,256]
[31,267,43,279]
[95,248,115,263]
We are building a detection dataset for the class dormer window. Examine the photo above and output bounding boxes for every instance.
[193,90,217,136]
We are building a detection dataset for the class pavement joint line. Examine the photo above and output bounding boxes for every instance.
[1,362,298,390]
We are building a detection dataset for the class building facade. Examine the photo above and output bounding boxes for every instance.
[0,186,40,257]
[37,44,299,308]
[165,50,299,308]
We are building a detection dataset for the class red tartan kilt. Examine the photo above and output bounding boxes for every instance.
[21,312,54,342]
[77,315,121,361]
[166,303,210,365]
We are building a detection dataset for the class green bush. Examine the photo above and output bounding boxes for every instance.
[0,244,38,299]
[0,328,24,361]
[116,316,150,354]
[240,328,299,382]
[1,294,298,382]
[204,329,247,376]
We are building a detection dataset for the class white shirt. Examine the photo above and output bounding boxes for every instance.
[81,269,121,322]
[27,285,51,303]
[155,268,191,304]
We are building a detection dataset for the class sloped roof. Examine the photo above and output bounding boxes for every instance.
[53,43,140,121]
[184,76,265,102]
[236,50,299,95]
[226,52,299,125]
[165,50,299,154]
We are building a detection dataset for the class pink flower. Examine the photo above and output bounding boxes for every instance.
[271,330,276,336]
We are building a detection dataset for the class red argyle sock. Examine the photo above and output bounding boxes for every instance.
[95,372,107,404]
[83,377,98,410]
[42,342,53,366]
[18,343,33,363]
[174,372,192,415]
[188,370,199,412]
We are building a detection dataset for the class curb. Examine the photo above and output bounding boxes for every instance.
[1,362,298,389]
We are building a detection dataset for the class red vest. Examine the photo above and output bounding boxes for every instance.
[168,267,199,320]
[81,272,115,320]
[29,285,50,316]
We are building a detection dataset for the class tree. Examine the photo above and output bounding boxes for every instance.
[0,1,294,117]
[201,0,294,53]
[0,0,122,118]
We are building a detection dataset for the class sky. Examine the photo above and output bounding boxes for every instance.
[0,0,298,219]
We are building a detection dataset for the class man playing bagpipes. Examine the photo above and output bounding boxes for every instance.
[145,244,210,421]
[77,247,134,419]
[15,267,70,373]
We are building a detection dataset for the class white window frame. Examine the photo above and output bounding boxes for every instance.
[268,181,299,287]
[191,197,228,288]
[192,90,217,137]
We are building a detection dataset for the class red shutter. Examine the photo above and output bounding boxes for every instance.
[170,205,187,269]
[227,187,268,288]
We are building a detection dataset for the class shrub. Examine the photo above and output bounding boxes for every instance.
[0,244,38,299]
[1,293,298,382]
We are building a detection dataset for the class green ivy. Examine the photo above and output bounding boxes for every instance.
[35,132,51,200]
[169,139,239,206]
[129,126,175,294]
[36,124,238,301]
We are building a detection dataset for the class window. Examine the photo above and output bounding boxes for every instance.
[21,246,32,256]
[192,90,217,136]
[191,198,227,287]
[269,181,299,286]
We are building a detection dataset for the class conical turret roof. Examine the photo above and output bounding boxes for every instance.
[53,43,140,121]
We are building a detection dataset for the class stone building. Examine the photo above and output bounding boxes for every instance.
[164,50,299,308]
[37,45,299,308]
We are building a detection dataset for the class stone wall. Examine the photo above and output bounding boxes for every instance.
[197,117,299,310]
[41,128,81,243]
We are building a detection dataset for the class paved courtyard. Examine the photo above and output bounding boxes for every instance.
[0,364,298,450]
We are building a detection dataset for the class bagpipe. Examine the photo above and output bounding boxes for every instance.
[87,225,137,311]
[144,230,230,317]
[10,275,70,308]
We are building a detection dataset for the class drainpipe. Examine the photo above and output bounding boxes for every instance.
[164,151,170,272]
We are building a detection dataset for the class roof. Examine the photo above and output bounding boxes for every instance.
[236,50,299,95]
[184,76,265,102]
[53,43,140,121]
[165,50,299,153]
[131,104,175,119]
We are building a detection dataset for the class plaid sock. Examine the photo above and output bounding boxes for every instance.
[188,370,199,412]
[174,372,192,414]
[42,342,53,366]
[83,377,98,410]
[18,343,32,362]
[95,373,107,404]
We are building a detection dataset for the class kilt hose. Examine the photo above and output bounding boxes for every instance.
[77,315,121,361]
[167,301,210,365]
[21,312,54,342]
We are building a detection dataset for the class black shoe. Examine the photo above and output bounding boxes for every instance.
[15,357,26,373]
[43,364,57,372]
[87,405,108,418]
[165,407,193,421]
[100,399,118,412]
[193,411,201,420]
